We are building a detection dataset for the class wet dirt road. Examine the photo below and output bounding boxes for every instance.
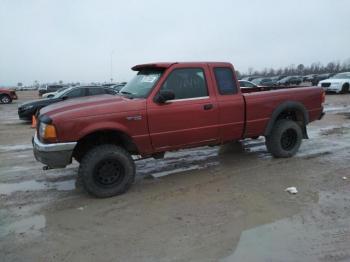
[1,91,350,262]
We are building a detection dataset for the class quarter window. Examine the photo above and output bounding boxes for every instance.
[160,68,208,100]
[214,67,237,95]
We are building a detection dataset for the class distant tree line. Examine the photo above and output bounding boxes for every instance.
[237,58,350,78]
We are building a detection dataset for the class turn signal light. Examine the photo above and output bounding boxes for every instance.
[44,124,57,139]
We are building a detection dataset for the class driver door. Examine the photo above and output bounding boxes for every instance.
[147,66,219,151]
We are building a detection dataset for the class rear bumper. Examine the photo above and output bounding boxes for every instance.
[32,134,77,168]
[318,106,325,120]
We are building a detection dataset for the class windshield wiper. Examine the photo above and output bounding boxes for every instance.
[120,91,134,99]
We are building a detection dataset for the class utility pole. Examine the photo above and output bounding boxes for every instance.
[110,50,114,83]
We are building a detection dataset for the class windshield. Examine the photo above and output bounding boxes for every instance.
[53,86,74,98]
[119,69,163,98]
[331,72,350,79]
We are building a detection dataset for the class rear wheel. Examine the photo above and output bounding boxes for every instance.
[78,144,135,198]
[265,119,302,158]
[341,83,349,94]
[0,94,12,104]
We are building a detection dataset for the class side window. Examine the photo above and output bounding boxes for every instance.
[89,87,105,96]
[160,68,208,100]
[214,67,237,95]
[66,88,83,98]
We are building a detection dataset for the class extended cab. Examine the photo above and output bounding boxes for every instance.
[33,62,325,197]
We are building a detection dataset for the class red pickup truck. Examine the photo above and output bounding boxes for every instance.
[33,62,325,197]
[0,88,18,104]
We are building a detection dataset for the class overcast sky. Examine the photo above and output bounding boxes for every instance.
[0,0,349,85]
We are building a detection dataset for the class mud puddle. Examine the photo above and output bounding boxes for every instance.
[223,191,350,262]
[0,179,75,195]
[0,215,46,238]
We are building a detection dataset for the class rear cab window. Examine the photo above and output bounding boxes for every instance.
[213,67,237,95]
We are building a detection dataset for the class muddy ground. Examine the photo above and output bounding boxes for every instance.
[0,91,350,262]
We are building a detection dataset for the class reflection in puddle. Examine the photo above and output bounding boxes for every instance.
[0,179,75,195]
[222,192,350,262]
[152,163,218,178]
[0,215,46,238]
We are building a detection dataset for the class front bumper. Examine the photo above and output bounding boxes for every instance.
[32,134,77,168]
[322,84,341,92]
[18,108,35,121]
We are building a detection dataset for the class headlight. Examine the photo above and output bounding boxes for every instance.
[39,122,57,141]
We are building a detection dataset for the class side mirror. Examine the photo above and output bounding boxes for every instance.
[154,90,175,103]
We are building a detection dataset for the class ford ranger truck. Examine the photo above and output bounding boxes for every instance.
[33,62,325,198]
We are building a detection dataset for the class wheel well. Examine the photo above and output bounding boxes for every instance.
[276,109,304,126]
[73,130,138,162]
[265,103,309,139]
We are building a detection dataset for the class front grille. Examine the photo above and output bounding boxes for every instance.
[321,83,331,88]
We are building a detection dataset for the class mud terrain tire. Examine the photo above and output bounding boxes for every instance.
[265,119,302,158]
[79,144,135,198]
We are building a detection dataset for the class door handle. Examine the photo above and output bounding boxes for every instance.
[203,104,213,110]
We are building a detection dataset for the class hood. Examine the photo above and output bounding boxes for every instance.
[40,94,145,121]
[319,78,349,84]
[19,97,61,108]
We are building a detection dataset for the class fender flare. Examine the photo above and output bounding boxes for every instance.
[264,101,309,138]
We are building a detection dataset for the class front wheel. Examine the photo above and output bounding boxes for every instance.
[78,144,135,198]
[265,120,302,158]
[341,83,349,94]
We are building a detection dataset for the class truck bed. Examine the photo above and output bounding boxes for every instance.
[242,86,324,138]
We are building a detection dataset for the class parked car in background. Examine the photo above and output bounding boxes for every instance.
[109,82,127,92]
[33,61,324,197]
[277,76,303,86]
[0,88,18,104]
[241,76,260,81]
[18,86,117,121]
[303,74,336,86]
[102,83,118,87]
[318,72,350,93]
[42,86,69,99]
[269,76,280,85]
[252,77,274,86]
[239,80,271,93]
[38,84,68,96]
[303,74,318,85]
[238,80,258,88]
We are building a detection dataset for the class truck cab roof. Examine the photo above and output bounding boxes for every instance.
[132,62,233,71]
